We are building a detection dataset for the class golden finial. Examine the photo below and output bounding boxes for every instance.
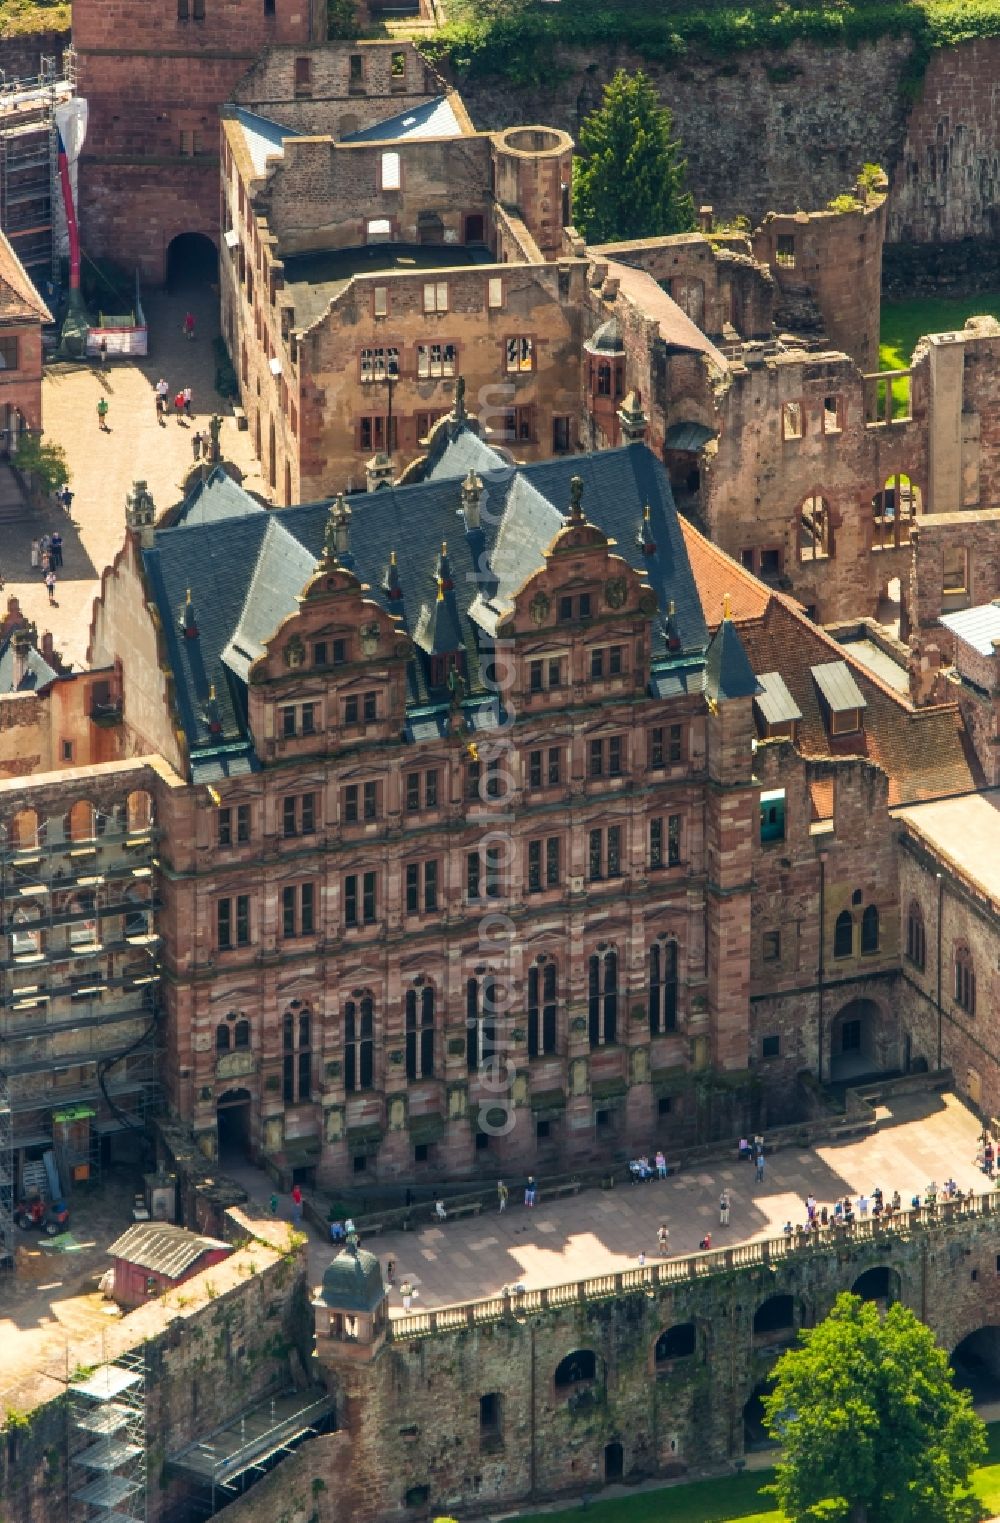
[185,587,192,604]
[436,575,445,603]
[390,549,397,565]
[441,539,448,556]
[209,683,216,700]
[722,592,732,621]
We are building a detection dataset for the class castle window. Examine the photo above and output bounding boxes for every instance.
[782,402,803,441]
[554,1350,596,1389]
[596,361,611,396]
[417,342,456,379]
[405,986,435,1079]
[762,1034,781,1058]
[527,962,557,1057]
[759,789,785,843]
[527,836,560,893]
[381,151,401,190]
[390,50,407,87]
[588,949,618,1048]
[775,234,795,268]
[405,858,439,915]
[349,54,365,92]
[234,1019,251,1050]
[833,910,854,960]
[587,825,622,882]
[467,977,498,1070]
[373,286,388,318]
[216,894,250,951]
[366,219,392,244]
[488,277,503,310]
[0,337,19,371]
[799,494,830,561]
[423,281,448,314]
[345,995,375,1091]
[479,1392,502,1440]
[823,395,842,433]
[872,473,919,551]
[942,546,968,601]
[294,57,312,97]
[861,904,879,955]
[906,901,925,970]
[359,416,396,453]
[955,945,976,1015]
[649,939,678,1035]
[281,882,315,938]
[282,1006,312,1102]
[505,337,534,373]
[762,931,780,963]
[344,871,378,927]
[360,347,399,382]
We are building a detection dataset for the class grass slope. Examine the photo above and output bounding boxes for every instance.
[880,291,1000,371]
[0,0,69,35]
[428,0,1000,88]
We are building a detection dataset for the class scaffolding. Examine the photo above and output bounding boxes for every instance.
[69,1346,148,1523]
[0,792,162,1221]
[0,1064,11,1268]
[0,49,75,287]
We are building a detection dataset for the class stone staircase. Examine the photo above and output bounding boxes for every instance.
[0,462,28,523]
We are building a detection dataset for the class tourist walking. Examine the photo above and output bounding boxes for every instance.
[98,336,108,367]
[497,1180,508,1213]
[174,391,186,422]
[50,531,62,568]
[719,1189,731,1226]
[755,1153,765,1184]
[192,430,203,462]
[30,538,38,569]
[155,378,168,424]
[400,1279,414,1311]
[183,311,196,341]
[657,1222,670,1255]
[524,1176,537,1208]
[290,1182,303,1227]
[97,396,109,430]
[385,1256,395,1286]
[655,1150,667,1179]
[183,385,193,418]
[45,569,56,604]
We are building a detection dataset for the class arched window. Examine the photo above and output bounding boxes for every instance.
[833,910,853,959]
[906,901,925,970]
[216,1024,231,1053]
[588,949,618,1048]
[126,790,153,833]
[234,1018,251,1050]
[345,995,375,1091]
[10,903,41,957]
[66,798,96,843]
[527,961,557,1057]
[9,808,39,851]
[405,985,435,1079]
[466,976,497,1071]
[283,1002,312,1102]
[955,946,976,1015]
[861,904,879,955]
[798,494,830,562]
[554,1350,597,1388]
[655,1323,696,1362]
[649,939,678,1035]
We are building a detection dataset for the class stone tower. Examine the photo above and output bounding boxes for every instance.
[73,0,323,283]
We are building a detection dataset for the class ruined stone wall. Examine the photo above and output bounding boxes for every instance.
[591,233,773,342]
[703,350,924,624]
[897,828,1000,1119]
[908,512,1000,639]
[232,38,446,131]
[0,1238,310,1523]
[218,1206,1000,1523]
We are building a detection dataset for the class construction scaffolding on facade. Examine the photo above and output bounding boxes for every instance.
[69,1346,148,1523]
[0,782,162,1265]
[0,47,76,289]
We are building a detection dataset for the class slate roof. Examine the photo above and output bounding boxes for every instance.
[0,634,58,693]
[143,432,709,778]
[811,660,867,714]
[341,96,464,143]
[703,618,759,702]
[320,1246,385,1311]
[233,107,302,177]
[754,670,802,728]
[108,1222,229,1278]
[940,601,1000,656]
[170,467,266,529]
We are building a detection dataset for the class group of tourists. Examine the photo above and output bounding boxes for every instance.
[30,528,64,603]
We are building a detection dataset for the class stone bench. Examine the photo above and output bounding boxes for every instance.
[538,1179,581,1201]
[442,1201,482,1222]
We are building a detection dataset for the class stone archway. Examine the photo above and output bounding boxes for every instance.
[830,998,895,1082]
[952,1328,1000,1405]
[216,1087,252,1162]
[165,231,219,292]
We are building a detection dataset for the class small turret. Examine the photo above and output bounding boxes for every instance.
[204,683,223,736]
[461,468,483,530]
[125,480,156,548]
[313,1245,389,1367]
[567,475,584,523]
[384,549,403,602]
[180,588,199,640]
[638,504,656,557]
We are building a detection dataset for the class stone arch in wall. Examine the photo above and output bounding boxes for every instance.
[952,1328,1000,1404]
[216,1086,253,1161]
[165,231,219,291]
[851,1265,901,1307]
[829,996,896,1082]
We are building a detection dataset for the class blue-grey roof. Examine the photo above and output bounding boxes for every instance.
[703,618,759,702]
[234,107,302,177]
[0,640,58,692]
[754,670,802,727]
[144,431,709,774]
[173,467,266,529]
[341,96,463,144]
[940,602,1000,657]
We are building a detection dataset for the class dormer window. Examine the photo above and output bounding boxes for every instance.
[754,671,802,742]
[811,661,866,739]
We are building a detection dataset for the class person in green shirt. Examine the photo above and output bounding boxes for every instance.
[97,397,109,431]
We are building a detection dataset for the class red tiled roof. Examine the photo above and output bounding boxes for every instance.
[680,517,982,806]
[0,228,51,324]
[809,778,834,821]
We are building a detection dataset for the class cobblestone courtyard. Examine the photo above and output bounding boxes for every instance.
[0,284,269,669]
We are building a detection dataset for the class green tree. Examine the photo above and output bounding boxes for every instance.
[13,433,69,495]
[764,1293,986,1523]
[572,70,695,245]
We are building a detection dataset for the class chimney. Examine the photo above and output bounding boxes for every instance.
[12,627,30,689]
[461,468,483,530]
[365,451,394,493]
[334,494,351,556]
[699,205,714,234]
[40,632,54,660]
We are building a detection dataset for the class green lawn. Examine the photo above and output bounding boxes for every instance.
[880,292,1000,372]
[511,1423,1000,1523]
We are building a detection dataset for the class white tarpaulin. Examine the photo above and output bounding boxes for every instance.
[55,98,88,161]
